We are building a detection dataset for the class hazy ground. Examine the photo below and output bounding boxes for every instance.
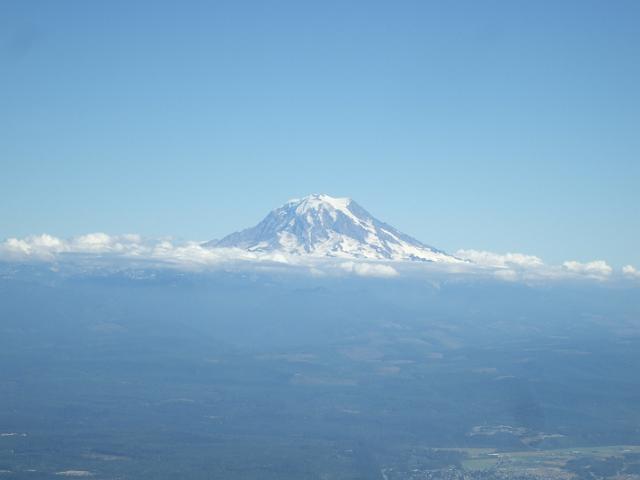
[1,266,639,479]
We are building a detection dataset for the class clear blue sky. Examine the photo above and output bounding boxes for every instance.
[1,0,639,266]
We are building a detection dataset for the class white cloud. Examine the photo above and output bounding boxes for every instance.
[0,233,299,272]
[454,249,625,283]
[0,234,67,260]
[562,260,612,279]
[0,233,390,276]
[0,233,157,261]
[622,265,640,279]
[0,233,631,285]
[151,242,270,268]
[339,261,399,278]
[455,249,544,268]
[493,269,520,282]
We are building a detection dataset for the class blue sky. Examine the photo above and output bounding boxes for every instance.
[1,0,639,266]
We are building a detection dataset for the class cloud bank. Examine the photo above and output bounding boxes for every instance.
[339,261,399,278]
[454,249,619,283]
[0,233,634,283]
[455,249,544,268]
[562,260,613,279]
[622,265,640,279]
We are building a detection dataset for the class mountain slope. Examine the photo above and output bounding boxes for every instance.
[206,194,462,262]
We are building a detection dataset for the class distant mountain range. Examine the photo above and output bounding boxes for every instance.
[205,194,463,263]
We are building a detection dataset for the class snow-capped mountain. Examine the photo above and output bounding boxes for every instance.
[206,194,463,262]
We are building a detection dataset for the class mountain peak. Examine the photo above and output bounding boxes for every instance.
[286,194,352,213]
[207,194,463,263]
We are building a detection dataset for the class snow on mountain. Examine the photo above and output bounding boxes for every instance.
[205,194,464,263]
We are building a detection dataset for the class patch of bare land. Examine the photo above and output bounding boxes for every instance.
[381,445,640,480]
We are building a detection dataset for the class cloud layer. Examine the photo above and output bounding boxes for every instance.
[623,265,640,279]
[0,233,635,283]
[562,260,613,279]
[455,249,620,282]
[455,249,544,268]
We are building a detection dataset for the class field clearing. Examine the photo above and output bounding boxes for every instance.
[459,445,640,472]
